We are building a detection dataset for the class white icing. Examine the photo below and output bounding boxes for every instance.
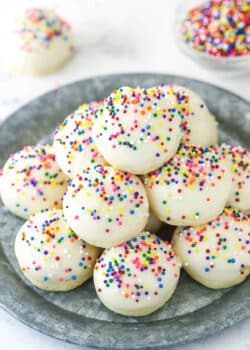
[0,145,68,219]
[221,144,250,214]
[63,165,149,248]
[94,232,181,316]
[160,85,218,146]
[92,86,182,174]
[2,8,73,75]
[172,208,250,288]
[144,144,232,226]
[53,103,106,178]
[15,209,100,291]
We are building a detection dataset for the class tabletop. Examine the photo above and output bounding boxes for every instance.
[0,0,249,349]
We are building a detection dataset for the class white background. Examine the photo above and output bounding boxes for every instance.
[0,0,249,349]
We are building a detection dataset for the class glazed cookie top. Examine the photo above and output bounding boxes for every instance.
[160,85,218,146]
[12,8,72,53]
[63,165,149,248]
[172,207,250,281]
[94,232,180,308]
[53,103,105,178]
[221,144,250,213]
[145,144,232,226]
[92,86,182,174]
[15,209,100,287]
[0,144,67,218]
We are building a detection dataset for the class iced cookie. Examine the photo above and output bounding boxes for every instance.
[94,232,181,316]
[92,86,182,174]
[0,145,67,219]
[144,144,232,226]
[63,165,149,248]
[53,103,106,178]
[15,209,100,291]
[221,144,250,214]
[2,8,74,75]
[162,85,218,146]
[172,207,250,289]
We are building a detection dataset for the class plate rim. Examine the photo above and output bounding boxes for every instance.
[0,72,249,349]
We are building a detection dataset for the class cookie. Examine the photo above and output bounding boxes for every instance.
[15,209,100,291]
[63,165,149,248]
[172,207,250,288]
[221,144,250,214]
[161,85,218,146]
[53,103,106,178]
[144,144,232,226]
[94,232,181,316]
[0,145,67,219]
[2,8,74,75]
[92,86,182,174]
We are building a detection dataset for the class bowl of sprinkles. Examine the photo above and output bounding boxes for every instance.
[176,0,250,70]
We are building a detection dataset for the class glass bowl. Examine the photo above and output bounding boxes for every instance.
[175,0,250,72]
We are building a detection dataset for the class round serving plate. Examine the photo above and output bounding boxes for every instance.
[0,73,249,349]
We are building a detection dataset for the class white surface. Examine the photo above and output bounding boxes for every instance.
[0,0,249,349]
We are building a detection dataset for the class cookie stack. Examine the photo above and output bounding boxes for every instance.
[0,85,249,316]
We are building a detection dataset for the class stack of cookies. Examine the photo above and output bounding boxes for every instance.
[0,85,249,316]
